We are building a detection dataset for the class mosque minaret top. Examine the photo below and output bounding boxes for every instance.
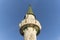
[19,5,42,40]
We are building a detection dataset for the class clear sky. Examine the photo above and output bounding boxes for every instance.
[0,0,60,40]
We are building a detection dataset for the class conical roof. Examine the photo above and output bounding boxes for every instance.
[27,5,34,15]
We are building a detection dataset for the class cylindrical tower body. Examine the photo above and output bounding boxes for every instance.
[19,6,41,40]
[24,27,37,40]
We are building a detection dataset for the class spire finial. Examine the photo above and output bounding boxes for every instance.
[27,4,34,14]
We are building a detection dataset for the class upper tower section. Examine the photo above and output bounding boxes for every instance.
[19,5,41,36]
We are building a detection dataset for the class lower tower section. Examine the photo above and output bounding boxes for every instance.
[24,27,36,40]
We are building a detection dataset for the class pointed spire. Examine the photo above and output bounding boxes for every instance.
[24,4,36,19]
[27,4,34,15]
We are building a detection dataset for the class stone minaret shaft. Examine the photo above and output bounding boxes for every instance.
[19,5,41,40]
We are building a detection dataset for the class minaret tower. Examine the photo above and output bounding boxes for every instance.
[19,5,42,40]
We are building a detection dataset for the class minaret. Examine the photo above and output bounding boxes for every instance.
[19,5,42,40]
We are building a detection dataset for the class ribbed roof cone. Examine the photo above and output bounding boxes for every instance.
[27,5,34,14]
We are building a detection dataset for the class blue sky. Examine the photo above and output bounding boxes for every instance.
[0,0,60,40]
